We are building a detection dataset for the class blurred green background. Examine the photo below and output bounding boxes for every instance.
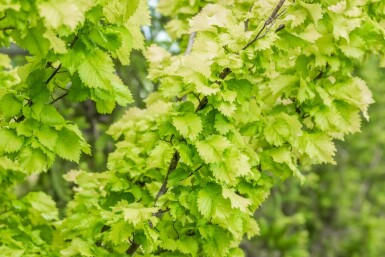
[3,2,385,256]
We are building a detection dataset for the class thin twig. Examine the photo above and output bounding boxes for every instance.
[172,221,180,239]
[45,35,78,85]
[45,64,62,84]
[0,26,15,31]
[242,0,286,50]
[265,0,286,26]
[195,165,203,172]
[49,92,68,104]
[0,13,6,22]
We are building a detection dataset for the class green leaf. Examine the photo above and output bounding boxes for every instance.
[78,49,115,89]
[95,98,116,114]
[222,187,251,213]
[35,126,58,151]
[177,236,198,256]
[43,29,67,54]
[115,29,133,65]
[38,1,86,30]
[211,149,251,185]
[61,238,94,257]
[173,113,202,140]
[106,220,133,245]
[197,184,230,220]
[16,119,39,137]
[197,187,215,219]
[124,0,140,20]
[113,202,158,227]
[39,105,65,125]
[25,192,58,220]
[112,80,133,106]
[19,147,48,173]
[270,147,304,183]
[148,141,174,168]
[0,129,24,153]
[0,94,22,118]
[297,133,336,164]
[300,2,323,23]
[89,27,122,50]
[55,127,82,162]
[264,113,302,146]
[195,135,231,163]
[15,26,50,57]
[201,226,230,257]
[244,216,260,239]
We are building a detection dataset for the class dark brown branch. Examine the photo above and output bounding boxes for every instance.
[195,66,232,112]
[195,165,203,172]
[49,92,68,104]
[128,152,180,255]
[153,208,170,218]
[155,151,180,202]
[0,13,7,22]
[0,26,15,31]
[126,241,140,255]
[45,38,76,85]
[45,36,77,85]
[275,24,285,33]
[45,64,62,84]
[195,96,208,112]
[265,0,286,26]
[242,0,286,50]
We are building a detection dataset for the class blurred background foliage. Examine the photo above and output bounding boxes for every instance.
[2,1,384,256]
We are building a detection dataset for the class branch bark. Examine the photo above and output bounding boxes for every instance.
[155,151,180,202]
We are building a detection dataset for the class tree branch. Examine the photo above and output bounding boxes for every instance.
[127,152,180,255]
[155,151,180,202]
[45,35,78,85]
[184,32,196,55]
[45,64,62,85]
[49,92,68,104]
[0,14,6,22]
[242,0,286,50]
[0,44,28,56]
[0,26,15,31]
[126,241,141,255]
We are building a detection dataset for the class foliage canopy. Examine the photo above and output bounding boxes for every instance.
[0,0,384,256]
